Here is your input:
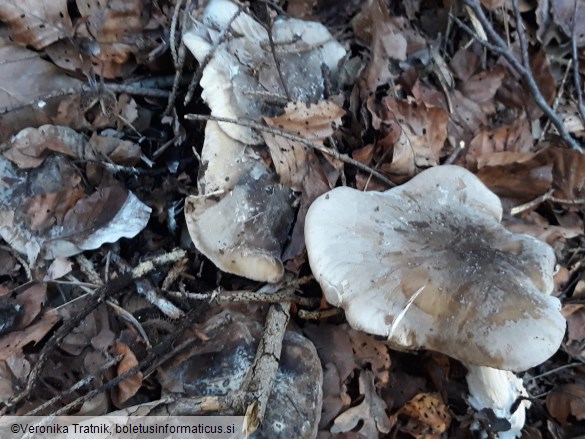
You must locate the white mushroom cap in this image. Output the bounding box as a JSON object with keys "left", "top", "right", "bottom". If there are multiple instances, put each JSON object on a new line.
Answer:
{"left": 182, "top": 0, "right": 346, "bottom": 145}
{"left": 305, "top": 165, "right": 565, "bottom": 371}
{"left": 185, "top": 174, "right": 293, "bottom": 283}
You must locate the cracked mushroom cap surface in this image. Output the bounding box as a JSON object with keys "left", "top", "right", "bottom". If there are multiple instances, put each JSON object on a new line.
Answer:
{"left": 305, "top": 165, "right": 566, "bottom": 371}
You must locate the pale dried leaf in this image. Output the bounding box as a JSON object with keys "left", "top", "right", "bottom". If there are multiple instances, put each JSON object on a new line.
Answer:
{"left": 44, "top": 257, "right": 73, "bottom": 280}
{"left": 331, "top": 371, "right": 392, "bottom": 437}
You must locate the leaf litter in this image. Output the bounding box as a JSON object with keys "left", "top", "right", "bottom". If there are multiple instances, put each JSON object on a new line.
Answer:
{"left": 0, "top": 0, "right": 584, "bottom": 437}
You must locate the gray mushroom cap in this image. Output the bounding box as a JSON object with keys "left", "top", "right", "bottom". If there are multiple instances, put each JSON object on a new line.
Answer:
{"left": 305, "top": 165, "right": 565, "bottom": 371}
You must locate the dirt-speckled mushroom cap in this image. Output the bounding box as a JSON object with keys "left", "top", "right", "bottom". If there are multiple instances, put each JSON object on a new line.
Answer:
{"left": 305, "top": 165, "right": 565, "bottom": 371}
{"left": 185, "top": 173, "right": 293, "bottom": 283}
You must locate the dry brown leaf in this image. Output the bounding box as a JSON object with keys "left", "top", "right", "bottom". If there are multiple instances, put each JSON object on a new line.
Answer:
{"left": 87, "top": 132, "right": 141, "bottom": 165}
{"left": 320, "top": 363, "right": 352, "bottom": 428}
{"left": 497, "top": 50, "right": 555, "bottom": 120}
{"left": 564, "top": 305, "right": 585, "bottom": 344}
{"left": 14, "top": 283, "right": 47, "bottom": 328}
{"left": 112, "top": 342, "right": 143, "bottom": 406}
{"left": 467, "top": 118, "right": 534, "bottom": 169}
{"left": 551, "top": 0, "right": 585, "bottom": 47}
{"left": 71, "top": 0, "right": 153, "bottom": 78}
{"left": 331, "top": 370, "right": 392, "bottom": 437}
{"left": 0, "top": 308, "right": 59, "bottom": 361}
{"left": 381, "top": 97, "right": 449, "bottom": 171}
{"left": 411, "top": 80, "right": 447, "bottom": 109}
{"left": 23, "top": 188, "right": 87, "bottom": 233}
{"left": 480, "top": 0, "right": 505, "bottom": 9}
{"left": 0, "top": 361, "right": 16, "bottom": 401}
{"left": 549, "top": 147, "right": 585, "bottom": 199}
{"left": 450, "top": 47, "right": 481, "bottom": 82}
{"left": 348, "top": 329, "right": 391, "bottom": 385}
{"left": 459, "top": 67, "right": 506, "bottom": 106}
{"left": 304, "top": 324, "right": 358, "bottom": 383}
{"left": 0, "top": 41, "right": 84, "bottom": 143}
{"left": 505, "top": 222, "right": 582, "bottom": 246}
{"left": 475, "top": 154, "right": 553, "bottom": 202}
{"left": 448, "top": 89, "right": 489, "bottom": 147}
{"left": 282, "top": 155, "right": 331, "bottom": 269}
{"left": 3, "top": 125, "right": 141, "bottom": 169}
{"left": 0, "top": 0, "right": 72, "bottom": 49}
{"left": 546, "top": 384, "right": 585, "bottom": 424}
{"left": 263, "top": 100, "right": 344, "bottom": 191}
{"left": 528, "top": 50, "right": 556, "bottom": 117}
{"left": 354, "top": 0, "right": 405, "bottom": 90}
{"left": 61, "top": 313, "right": 97, "bottom": 356}
{"left": 0, "top": 249, "right": 19, "bottom": 276}
{"left": 0, "top": 155, "right": 151, "bottom": 263}
{"left": 286, "top": 0, "right": 317, "bottom": 18}
{"left": 396, "top": 392, "right": 452, "bottom": 439}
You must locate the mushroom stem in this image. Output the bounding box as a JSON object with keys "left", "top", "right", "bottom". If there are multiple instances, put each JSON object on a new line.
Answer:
{"left": 465, "top": 365, "right": 529, "bottom": 439}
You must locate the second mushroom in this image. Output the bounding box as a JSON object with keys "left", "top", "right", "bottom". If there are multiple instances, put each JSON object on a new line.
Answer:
{"left": 304, "top": 165, "right": 566, "bottom": 438}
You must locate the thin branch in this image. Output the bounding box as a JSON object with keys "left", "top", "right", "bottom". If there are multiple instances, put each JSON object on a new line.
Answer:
{"left": 1, "top": 249, "right": 187, "bottom": 414}
{"left": 511, "top": 0, "right": 529, "bottom": 69}
{"left": 168, "top": 287, "right": 320, "bottom": 307}
{"left": 252, "top": 4, "right": 291, "bottom": 101}
{"left": 235, "top": 302, "right": 291, "bottom": 433}
{"left": 184, "top": 113, "right": 396, "bottom": 187}
{"left": 539, "top": 58, "right": 572, "bottom": 143}
{"left": 572, "top": 0, "right": 585, "bottom": 125}
{"left": 164, "top": 0, "right": 189, "bottom": 116}
{"left": 462, "top": 0, "right": 584, "bottom": 153}
{"left": 510, "top": 189, "right": 585, "bottom": 215}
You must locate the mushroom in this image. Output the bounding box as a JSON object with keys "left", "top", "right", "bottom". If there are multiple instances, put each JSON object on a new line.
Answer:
{"left": 181, "top": 0, "right": 346, "bottom": 282}
{"left": 304, "top": 165, "right": 566, "bottom": 437}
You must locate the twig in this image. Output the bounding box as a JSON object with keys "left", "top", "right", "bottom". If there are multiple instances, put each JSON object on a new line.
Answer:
{"left": 461, "top": 0, "right": 584, "bottom": 153}
{"left": 167, "top": 287, "right": 319, "bottom": 307}
{"left": 1, "top": 82, "right": 170, "bottom": 115}
{"left": 48, "top": 305, "right": 207, "bottom": 417}
{"left": 510, "top": 189, "right": 585, "bottom": 215}
{"left": 185, "top": 113, "right": 396, "bottom": 187}
{"left": 1, "top": 274, "right": 134, "bottom": 414}
{"left": 572, "top": 0, "right": 585, "bottom": 125}
{"left": 510, "top": 190, "right": 554, "bottom": 215}
{"left": 236, "top": 302, "right": 291, "bottom": 432}
{"left": 251, "top": 4, "right": 291, "bottom": 100}
{"left": 164, "top": 0, "right": 188, "bottom": 116}
{"left": 25, "top": 355, "right": 122, "bottom": 416}
{"left": 297, "top": 308, "right": 340, "bottom": 320}
{"left": 444, "top": 140, "right": 466, "bottom": 165}
{"left": 539, "top": 58, "right": 572, "bottom": 143}
{"left": 1, "top": 249, "right": 187, "bottom": 414}
{"left": 526, "top": 361, "right": 584, "bottom": 383}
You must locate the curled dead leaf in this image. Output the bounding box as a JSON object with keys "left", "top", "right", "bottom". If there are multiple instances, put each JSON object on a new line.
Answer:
{"left": 112, "top": 342, "right": 143, "bottom": 406}
{"left": 546, "top": 384, "right": 585, "bottom": 424}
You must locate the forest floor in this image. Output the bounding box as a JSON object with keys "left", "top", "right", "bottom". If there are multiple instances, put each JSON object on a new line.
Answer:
{"left": 0, "top": 0, "right": 585, "bottom": 438}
